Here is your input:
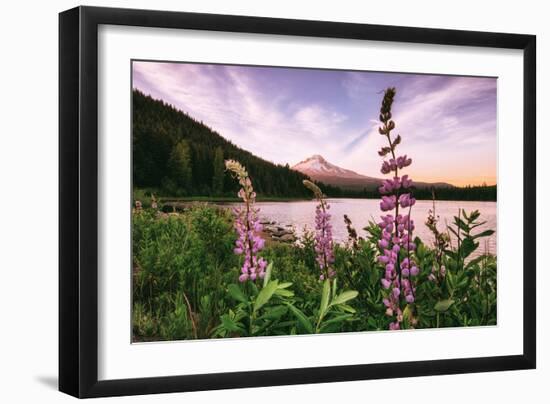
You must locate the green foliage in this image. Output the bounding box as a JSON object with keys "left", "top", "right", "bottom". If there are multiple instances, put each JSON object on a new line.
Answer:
{"left": 281, "top": 279, "right": 359, "bottom": 334}
{"left": 132, "top": 205, "right": 497, "bottom": 341}
{"left": 132, "top": 205, "right": 238, "bottom": 340}
{"left": 411, "top": 217, "right": 497, "bottom": 329}
{"left": 446, "top": 209, "right": 495, "bottom": 264}
{"left": 213, "top": 280, "right": 296, "bottom": 337}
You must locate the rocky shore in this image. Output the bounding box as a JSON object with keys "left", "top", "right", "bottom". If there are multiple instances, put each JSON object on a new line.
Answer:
{"left": 260, "top": 220, "right": 296, "bottom": 243}
{"left": 159, "top": 201, "right": 297, "bottom": 244}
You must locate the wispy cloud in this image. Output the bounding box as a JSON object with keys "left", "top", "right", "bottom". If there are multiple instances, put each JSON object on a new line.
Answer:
{"left": 342, "top": 72, "right": 371, "bottom": 100}
{"left": 293, "top": 104, "right": 348, "bottom": 138}
{"left": 133, "top": 62, "right": 497, "bottom": 186}
{"left": 342, "top": 75, "right": 497, "bottom": 185}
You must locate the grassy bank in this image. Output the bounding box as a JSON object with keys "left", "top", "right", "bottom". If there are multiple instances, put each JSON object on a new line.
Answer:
{"left": 164, "top": 196, "right": 310, "bottom": 203}
{"left": 134, "top": 188, "right": 312, "bottom": 205}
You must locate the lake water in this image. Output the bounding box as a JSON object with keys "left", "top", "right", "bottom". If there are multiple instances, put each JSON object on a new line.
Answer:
{"left": 228, "top": 198, "right": 497, "bottom": 256}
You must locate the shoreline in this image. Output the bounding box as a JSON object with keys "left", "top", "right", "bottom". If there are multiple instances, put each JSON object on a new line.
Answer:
{"left": 157, "top": 196, "right": 497, "bottom": 203}
{"left": 150, "top": 203, "right": 497, "bottom": 257}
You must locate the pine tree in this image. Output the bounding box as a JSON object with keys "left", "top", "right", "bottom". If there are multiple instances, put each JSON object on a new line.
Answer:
{"left": 212, "top": 146, "right": 225, "bottom": 196}
{"left": 167, "top": 139, "right": 192, "bottom": 194}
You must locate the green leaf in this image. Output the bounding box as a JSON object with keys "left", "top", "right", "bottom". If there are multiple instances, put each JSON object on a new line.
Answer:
{"left": 416, "top": 243, "right": 427, "bottom": 259}
{"left": 258, "top": 305, "right": 288, "bottom": 321}
{"left": 274, "top": 288, "right": 294, "bottom": 298}
{"left": 227, "top": 284, "right": 247, "bottom": 304}
{"left": 287, "top": 304, "right": 313, "bottom": 334}
{"left": 456, "top": 276, "right": 469, "bottom": 289}
{"left": 320, "top": 314, "right": 354, "bottom": 330}
{"left": 330, "top": 290, "right": 359, "bottom": 307}
{"left": 337, "top": 304, "right": 357, "bottom": 314}
{"left": 233, "top": 309, "right": 248, "bottom": 322}
{"left": 402, "top": 305, "right": 413, "bottom": 329}
{"left": 466, "top": 255, "right": 488, "bottom": 268}
{"left": 469, "top": 221, "right": 487, "bottom": 230}
{"left": 460, "top": 237, "right": 479, "bottom": 259}
{"left": 276, "top": 282, "right": 293, "bottom": 289}
{"left": 263, "top": 262, "right": 273, "bottom": 287}
{"left": 253, "top": 280, "right": 279, "bottom": 313}
{"left": 220, "top": 315, "right": 243, "bottom": 333}
{"left": 455, "top": 218, "right": 469, "bottom": 233}
{"left": 448, "top": 271, "right": 458, "bottom": 295}
{"left": 249, "top": 282, "right": 259, "bottom": 296}
{"left": 319, "top": 279, "right": 331, "bottom": 319}
{"left": 469, "top": 210, "right": 481, "bottom": 222}
{"left": 444, "top": 249, "right": 457, "bottom": 260}
{"left": 435, "top": 299, "right": 455, "bottom": 312}
{"left": 447, "top": 226, "right": 459, "bottom": 238}
{"left": 472, "top": 229, "right": 495, "bottom": 239}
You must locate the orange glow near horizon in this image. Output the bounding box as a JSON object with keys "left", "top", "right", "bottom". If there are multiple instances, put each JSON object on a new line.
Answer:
{"left": 414, "top": 176, "right": 497, "bottom": 188}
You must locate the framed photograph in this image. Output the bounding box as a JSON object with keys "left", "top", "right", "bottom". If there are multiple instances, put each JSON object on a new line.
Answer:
{"left": 59, "top": 6, "right": 536, "bottom": 398}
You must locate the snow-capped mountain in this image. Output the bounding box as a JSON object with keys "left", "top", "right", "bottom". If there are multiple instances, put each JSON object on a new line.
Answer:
{"left": 291, "top": 155, "right": 382, "bottom": 189}
{"left": 292, "top": 155, "right": 370, "bottom": 179}
{"left": 291, "top": 154, "right": 453, "bottom": 190}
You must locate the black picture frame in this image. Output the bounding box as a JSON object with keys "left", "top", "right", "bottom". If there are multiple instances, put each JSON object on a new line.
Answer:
{"left": 59, "top": 5, "right": 536, "bottom": 398}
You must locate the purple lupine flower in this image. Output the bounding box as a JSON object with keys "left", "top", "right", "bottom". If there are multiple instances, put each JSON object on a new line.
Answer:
{"left": 303, "top": 180, "right": 335, "bottom": 280}
{"left": 375, "top": 87, "right": 418, "bottom": 330}
{"left": 396, "top": 155, "right": 412, "bottom": 169}
{"left": 379, "top": 176, "right": 413, "bottom": 195}
{"left": 381, "top": 161, "right": 392, "bottom": 174}
{"left": 380, "top": 195, "right": 397, "bottom": 211}
{"left": 225, "top": 160, "right": 268, "bottom": 283}
{"left": 399, "top": 193, "right": 416, "bottom": 208}
{"left": 401, "top": 175, "right": 413, "bottom": 188}
{"left": 389, "top": 321, "right": 400, "bottom": 330}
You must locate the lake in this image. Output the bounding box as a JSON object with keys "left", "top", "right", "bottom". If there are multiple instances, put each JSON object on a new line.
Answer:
{"left": 228, "top": 198, "right": 497, "bottom": 256}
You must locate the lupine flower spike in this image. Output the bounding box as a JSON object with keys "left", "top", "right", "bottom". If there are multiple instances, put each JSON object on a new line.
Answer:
{"left": 376, "top": 88, "right": 418, "bottom": 330}
{"left": 225, "top": 160, "right": 268, "bottom": 283}
{"left": 303, "top": 180, "right": 335, "bottom": 280}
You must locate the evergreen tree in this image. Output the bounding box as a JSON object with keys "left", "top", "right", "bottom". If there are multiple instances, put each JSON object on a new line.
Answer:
{"left": 212, "top": 146, "right": 225, "bottom": 196}
{"left": 166, "top": 140, "right": 192, "bottom": 195}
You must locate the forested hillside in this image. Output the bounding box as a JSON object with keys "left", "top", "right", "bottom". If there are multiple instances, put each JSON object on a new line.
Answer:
{"left": 133, "top": 90, "right": 314, "bottom": 197}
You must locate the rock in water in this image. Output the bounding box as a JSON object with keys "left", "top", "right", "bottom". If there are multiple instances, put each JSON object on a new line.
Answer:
{"left": 279, "top": 233, "right": 296, "bottom": 243}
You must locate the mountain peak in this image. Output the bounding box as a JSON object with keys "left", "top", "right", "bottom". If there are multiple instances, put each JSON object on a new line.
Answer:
{"left": 291, "top": 154, "right": 454, "bottom": 191}
{"left": 292, "top": 155, "right": 368, "bottom": 180}
{"left": 298, "top": 154, "right": 327, "bottom": 165}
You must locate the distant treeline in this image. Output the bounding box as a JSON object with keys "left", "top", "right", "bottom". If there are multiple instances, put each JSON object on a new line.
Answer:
{"left": 320, "top": 184, "right": 496, "bottom": 201}
{"left": 133, "top": 90, "right": 496, "bottom": 202}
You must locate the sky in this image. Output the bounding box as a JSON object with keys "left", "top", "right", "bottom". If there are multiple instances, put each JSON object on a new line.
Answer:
{"left": 133, "top": 61, "right": 497, "bottom": 187}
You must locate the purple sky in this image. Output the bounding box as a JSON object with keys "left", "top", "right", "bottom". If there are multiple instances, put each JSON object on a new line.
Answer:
{"left": 133, "top": 61, "right": 497, "bottom": 186}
